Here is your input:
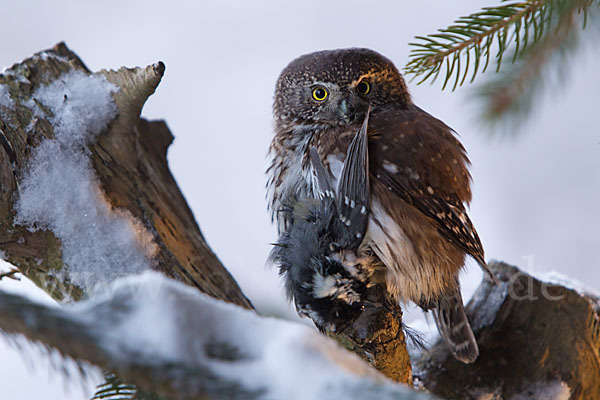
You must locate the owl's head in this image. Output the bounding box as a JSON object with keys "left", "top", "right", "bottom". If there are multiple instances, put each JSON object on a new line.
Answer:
{"left": 274, "top": 48, "right": 411, "bottom": 131}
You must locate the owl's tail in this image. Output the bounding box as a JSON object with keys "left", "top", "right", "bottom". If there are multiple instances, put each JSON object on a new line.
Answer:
{"left": 433, "top": 289, "right": 479, "bottom": 364}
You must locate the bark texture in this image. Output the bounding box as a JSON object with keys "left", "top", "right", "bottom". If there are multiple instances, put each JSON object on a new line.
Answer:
{"left": 334, "top": 287, "right": 412, "bottom": 384}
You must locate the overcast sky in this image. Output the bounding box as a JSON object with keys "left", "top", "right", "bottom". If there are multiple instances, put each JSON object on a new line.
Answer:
{"left": 1, "top": 1, "right": 599, "bottom": 398}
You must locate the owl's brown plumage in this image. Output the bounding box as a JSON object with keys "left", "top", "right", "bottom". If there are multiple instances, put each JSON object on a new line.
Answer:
{"left": 267, "top": 48, "right": 488, "bottom": 363}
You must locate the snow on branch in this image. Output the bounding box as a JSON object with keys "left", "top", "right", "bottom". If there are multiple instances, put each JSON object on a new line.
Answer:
{"left": 0, "top": 272, "right": 435, "bottom": 400}
{"left": 13, "top": 70, "right": 154, "bottom": 293}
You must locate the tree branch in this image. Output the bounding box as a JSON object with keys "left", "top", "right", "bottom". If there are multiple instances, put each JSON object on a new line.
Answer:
{"left": 0, "top": 273, "right": 433, "bottom": 400}
{"left": 416, "top": 261, "right": 600, "bottom": 399}
{"left": 404, "top": 0, "right": 598, "bottom": 91}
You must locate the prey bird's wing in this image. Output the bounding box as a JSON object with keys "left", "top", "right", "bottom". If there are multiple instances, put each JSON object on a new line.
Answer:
{"left": 369, "top": 108, "right": 492, "bottom": 278}
{"left": 335, "top": 108, "right": 371, "bottom": 238}
{"left": 309, "top": 146, "right": 335, "bottom": 200}
{"left": 309, "top": 109, "right": 371, "bottom": 245}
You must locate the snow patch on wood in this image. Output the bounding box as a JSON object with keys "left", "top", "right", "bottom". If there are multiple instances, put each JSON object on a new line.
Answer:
{"left": 13, "top": 71, "right": 158, "bottom": 294}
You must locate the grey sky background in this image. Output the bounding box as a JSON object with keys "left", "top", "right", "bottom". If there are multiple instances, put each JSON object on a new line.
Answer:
{"left": 1, "top": 1, "right": 599, "bottom": 398}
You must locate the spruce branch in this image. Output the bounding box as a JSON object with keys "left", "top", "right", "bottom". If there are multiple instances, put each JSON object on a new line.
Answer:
{"left": 404, "top": 0, "right": 598, "bottom": 91}
{"left": 91, "top": 372, "right": 137, "bottom": 400}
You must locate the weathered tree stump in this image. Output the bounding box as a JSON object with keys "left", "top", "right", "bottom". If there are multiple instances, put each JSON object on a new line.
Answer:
{"left": 0, "top": 43, "right": 251, "bottom": 308}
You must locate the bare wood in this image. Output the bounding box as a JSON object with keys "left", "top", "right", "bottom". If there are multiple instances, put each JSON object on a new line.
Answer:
{"left": 0, "top": 43, "right": 251, "bottom": 308}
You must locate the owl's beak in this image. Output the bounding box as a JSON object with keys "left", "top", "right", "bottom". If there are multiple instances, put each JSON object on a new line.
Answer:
{"left": 337, "top": 98, "right": 356, "bottom": 124}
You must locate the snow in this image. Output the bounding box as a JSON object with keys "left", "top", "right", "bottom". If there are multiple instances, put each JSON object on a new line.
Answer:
{"left": 14, "top": 71, "right": 157, "bottom": 294}
{"left": 467, "top": 278, "right": 509, "bottom": 332}
{"left": 536, "top": 271, "right": 600, "bottom": 299}
{"left": 0, "top": 84, "right": 14, "bottom": 110}
{"left": 0, "top": 335, "right": 101, "bottom": 399}
{"left": 34, "top": 51, "right": 70, "bottom": 64}
{"left": 0, "top": 84, "right": 14, "bottom": 128}
{"left": 0, "top": 259, "right": 100, "bottom": 398}
{"left": 1, "top": 68, "right": 30, "bottom": 84}
{"left": 0, "top": 260, "right": 57, "bottom": 307}
{"left": 63, "top": 272, "right": 431, "bottom": 400}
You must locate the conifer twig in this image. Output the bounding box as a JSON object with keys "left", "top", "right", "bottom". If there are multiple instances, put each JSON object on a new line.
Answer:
{"left": 404, "top": 0, "right": 597, "bottom": 90}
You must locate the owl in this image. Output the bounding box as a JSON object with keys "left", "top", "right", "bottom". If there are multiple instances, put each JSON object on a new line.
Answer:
{"left": 267, "top": 48, "right": 492, "bottom": 364}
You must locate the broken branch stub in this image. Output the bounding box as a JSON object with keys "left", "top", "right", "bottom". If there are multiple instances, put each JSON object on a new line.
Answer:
{"left": 333, "top": 285, "right": 412, "bottom": 384}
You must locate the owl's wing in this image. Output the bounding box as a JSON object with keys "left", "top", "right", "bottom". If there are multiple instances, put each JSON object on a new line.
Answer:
{"left": 369, "top": 108, "right": 491, "bottom": 277}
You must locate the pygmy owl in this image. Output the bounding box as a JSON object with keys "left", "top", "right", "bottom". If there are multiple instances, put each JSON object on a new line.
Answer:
{"left": 267, "top": 48, "right": 491, "bottom": 364}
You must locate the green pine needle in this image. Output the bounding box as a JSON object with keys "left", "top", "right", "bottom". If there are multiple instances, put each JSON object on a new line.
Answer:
{"left": 91, "top": 372, "right": 166, "bottom": 400}
{"left": 91, "top": 373, "right": 137, "bottom": 400}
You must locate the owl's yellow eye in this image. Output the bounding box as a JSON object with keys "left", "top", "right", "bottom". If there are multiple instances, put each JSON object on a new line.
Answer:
{"left": 357, "top": 81, "right": 371, "bottom": 95}
{"left": 312, "top": 87, "right": 328, "bottom": 101}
